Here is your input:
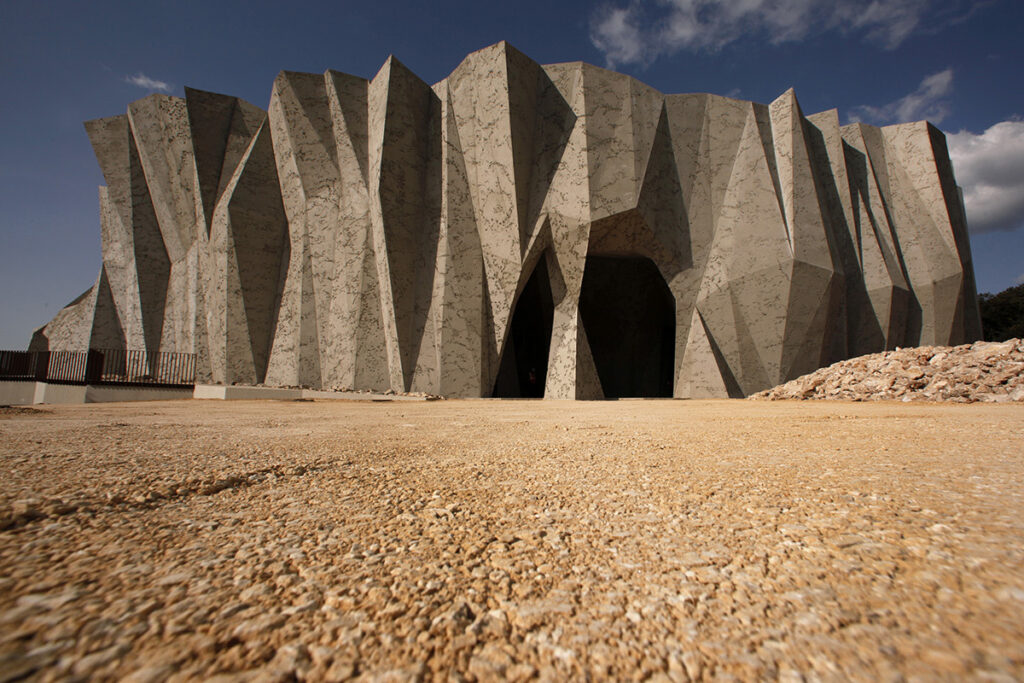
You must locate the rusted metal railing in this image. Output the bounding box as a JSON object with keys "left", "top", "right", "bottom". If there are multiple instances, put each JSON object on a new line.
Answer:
{"left": 0, "top": 349, "right": 196, "bottom": 387}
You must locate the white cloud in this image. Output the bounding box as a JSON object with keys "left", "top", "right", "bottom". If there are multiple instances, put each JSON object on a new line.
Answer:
{"left": 589, "top": 0, "right": 941, "bottom": 67}
{"left": 591, "top": 4, "right": 647, "bottom": 67}
{"left": 1015, "top": 273, "right": 1024, "bottom": 286}
{"left": 125, "top": 72, "right": 171, "bottom": 92}
{"left": 947, "top": 119, "right": 1024, "bottom": 234}
{"left": 850, "top": 68, "right": 953, "bottom": 125}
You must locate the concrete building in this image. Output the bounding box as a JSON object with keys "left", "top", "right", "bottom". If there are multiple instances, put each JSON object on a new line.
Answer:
{"left": 30, "top": 42, "right": 982, "bottom": 398}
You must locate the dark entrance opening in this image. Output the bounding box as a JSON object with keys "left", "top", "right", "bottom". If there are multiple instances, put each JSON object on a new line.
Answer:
{"left": 492, "top": 256, "right": 554, "bottom": 398}
{"left": 579, "top": 255, "right": 675, "bottom": 398}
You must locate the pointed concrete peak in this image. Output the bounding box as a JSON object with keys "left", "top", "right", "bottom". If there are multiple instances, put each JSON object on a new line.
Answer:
{"left": 83, "top": 113, "right": 128, "bottom": 135}
{"left": 324, "top": 68, "right": 368, "bottom": 85}
{"left": 771, "top": 87, "right": 801, "bottom": 114}
{"left": 492, "top": 40, "right": 530, "bottom": 61}
{"left": 714, "top": 91, "right": 746, "bottom": 104}
{"left": 541, "top": 60, "right": 587, "bottom": 82}
{"left": 189, "top": 87, "right": 265, "bottom": 118}
{"left": 128, "top": 92, "right": 174, "bottom": 109}
{"left": 499, "top": 41, "right": 540, "bottom": 73}
{"left": 880, "top": 120, "right": 930, "bottom": 134}
{"left": 850, "top": 120, "right": 881, "bottom": 136}
{"left": 472, "top": 40, "right": 510, "bottom": 56}
{"left": 84, "top": 114, "right": 131, "bottom": 185}
{"left": 923, "top": 121, "right": 948, "bottom": 148}
{"left": 185, "top": 85, "right": 260, "bottom": 110}
{"left": 464, "top": 40, "right": 526, "bottom": 62}
{"left": 184, "top": 85, "right": 216, "bottom": 100}
{"left": 807, "top": 107, "right": 839, "bottom": 123}
{"left": 579, "top": 60, "right": 625, "bottom": 82}
{"left": 277, "top": 69, "right": 323, "bottom": 83}
{"left": 274, "top": 70, "right": 320, "bottom": 95}
{"left": 371, "top": 54, "right": 429, "bottom": 90}
{"left": 370, "top": 56, "right": 398, "bottom": 85}
{"left": 271, "top": 70, "right": 291, "bottom": 96}
{"left": 382, "top": 54, "right": 409, "bottom": 74}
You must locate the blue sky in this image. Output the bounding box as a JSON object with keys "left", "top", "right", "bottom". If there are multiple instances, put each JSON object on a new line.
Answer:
{"left": 1, "top": 0, "right": 1022, "bottom": 349}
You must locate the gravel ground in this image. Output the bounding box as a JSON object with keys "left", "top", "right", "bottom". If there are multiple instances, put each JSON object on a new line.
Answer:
{"left": 0, "top": 398, "right": 1022, "bottom": 682}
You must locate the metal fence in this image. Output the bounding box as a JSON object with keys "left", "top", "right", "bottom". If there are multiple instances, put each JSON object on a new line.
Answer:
{"left": 0, "top": 349, "right": 196, "bottom": 387}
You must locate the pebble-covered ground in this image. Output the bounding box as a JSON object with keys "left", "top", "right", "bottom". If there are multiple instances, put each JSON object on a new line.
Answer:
{"left": 0, "top": 399, "right": 1022, "bottom": 682}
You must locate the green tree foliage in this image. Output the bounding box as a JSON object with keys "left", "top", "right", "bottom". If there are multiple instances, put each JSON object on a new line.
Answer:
{"left": 979, "top": 283, "right": 1024, "bottom": 341}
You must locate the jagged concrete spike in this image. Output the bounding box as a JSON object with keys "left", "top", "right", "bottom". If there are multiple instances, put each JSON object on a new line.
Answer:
{"left": 184, "top": 87, "right": 236, "bottom": 231}
{"left": 371, "top": 56, "right": 441, "bottom": 391}
{"left": 220, "top": 100, "right": 266, "bottom": 214}
{"left": 90, "top": 267, "right": 126, "bottom": 350}
{"left": 127, "top": 132, "right": 170, "bottom": 357}
{"left": 325, "top": 69, "right": 381, "bottom": 391}
{"left": 580, "top": 64, "right": 636, "bottom": 222}
{"left": 501, "top": 43, "right": 541, "bottom": 248}
{"left": 630, "top": 78, "right": 666, "bottom": 205}
{"left": 35, "top": 42, "right": 980, "bottom": 398}
{"left": 128, "top": 94, "right": 196, "bottom": 262}
{"left": 879, "top": 124, "right": 966, "bottom": 345}
{"left": 447, "top": 46, "right": 525, "bottom": 375}
{"left": 85, "top": 115, "right": 134, "bottom": 247}
{"left": 36, "top": 283, "right": 98, "bottom": 351}
{"left": 225, "top": 122, "right": 288, "bottom": 384}
{"left": 268, "top": 70, "right": 343, "bottom": 387}
{"left": 326, "top": 70, "right": 371, "bottom": 185}
{"left": 664, "top": 93, "right": 708, "bottom": 225}
{"left": 434, "top": 84, "right": 484, "bottom": 397}
{"left": 927, "top": 124, "right": 982, "bottom": 342}
{"left": 680, "top": 308, "right": 736, "bottom": 399}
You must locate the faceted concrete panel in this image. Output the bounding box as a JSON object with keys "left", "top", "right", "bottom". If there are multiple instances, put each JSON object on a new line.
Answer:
{"left": 33, "top": 43, "right": 982, "bottom": 398}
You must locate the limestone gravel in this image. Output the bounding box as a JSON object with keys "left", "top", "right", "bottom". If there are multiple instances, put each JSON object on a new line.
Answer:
{"left": 0, "top": 399, "right": 1022, "bottom": 681}
{"left": 752, "top": 339, "right": 1024, "bottom": 403}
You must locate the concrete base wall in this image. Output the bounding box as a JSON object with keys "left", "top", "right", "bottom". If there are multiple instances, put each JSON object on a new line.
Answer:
{"left": 193, "top": 385, "right": 302, "bottom": 400}
{"left": 35, "top": 383, "right": 87, "bottom": 404}
{"left": 85, "top": 385, "right": 193, "bottom": 403}
{"left": 192, "top": 385, "right": 426, "bottom": 401}
{"left": 0, "top": 381, "right": 192, "bottom": 405}
{"left": 0, "top": 381, "right": 38, "bottom": 405}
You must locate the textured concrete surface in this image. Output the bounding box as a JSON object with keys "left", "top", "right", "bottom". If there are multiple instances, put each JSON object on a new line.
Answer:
{"left": 0, "top": 400, "right": 1021, "bottom": 680}
{"left": 31, "top": 42, "right": 981, "bottom": 398}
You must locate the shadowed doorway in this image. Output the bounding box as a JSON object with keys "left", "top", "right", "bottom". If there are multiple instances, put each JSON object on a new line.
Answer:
{"left": 492, "top": 256, "right": 555, "bottom": 398}
{"left": 579, "top": 255, "right": 675, "bottom": 398}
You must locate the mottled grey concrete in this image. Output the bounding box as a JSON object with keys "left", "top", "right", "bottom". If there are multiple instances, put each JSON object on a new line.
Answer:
{"left": 30, "top": 42, "right": 982, "bottom": 398}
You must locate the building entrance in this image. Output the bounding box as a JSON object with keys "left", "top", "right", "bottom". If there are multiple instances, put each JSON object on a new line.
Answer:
{"left": 579, "top": 255, "right": 674, "bottom": 398}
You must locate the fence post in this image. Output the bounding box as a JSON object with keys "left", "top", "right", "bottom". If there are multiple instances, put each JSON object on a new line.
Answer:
{"left": 33, "top": 351, "right": 51, "bottom": 382}
{"left": 85, "top": 350, "right": 104, "bottom": 384}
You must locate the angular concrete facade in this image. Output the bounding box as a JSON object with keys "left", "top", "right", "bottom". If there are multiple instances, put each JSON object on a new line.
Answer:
{"left": 31, "top": 42, "right": 982, "bottom": 398}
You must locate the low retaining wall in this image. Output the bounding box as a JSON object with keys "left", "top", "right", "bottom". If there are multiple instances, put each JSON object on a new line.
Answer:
{"left": 193, "top": 385, "right": 302, "bottom": 400}
{"left": 85, "top": 385, "right": 193, "bottom": 403}
{"left": 0, "top": 381, "right": 191, "bottom": 405}
{"left": 2, "top": 381, "right": 428, "bottom": 405}
{"left": 192, "top": 385, "right": 427, "bottom": 401}
{"left": 0, "top": 381, "right": 38, "bottom": 405}
{"left": 34, "top": 383, "right": 87, "bottom": 404}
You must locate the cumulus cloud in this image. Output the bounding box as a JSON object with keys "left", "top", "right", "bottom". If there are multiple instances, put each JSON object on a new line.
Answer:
{"left": 849, "top": 68, "right": 953, "bottom": 125}
{"left": 125, "top": 72, "right": 172, "bottom": 92}
{"left": 947, "top": 119, "right": 1024, "bottom": 234}
{"left": 589, "top": 0, "right": 944, "bottom": 67}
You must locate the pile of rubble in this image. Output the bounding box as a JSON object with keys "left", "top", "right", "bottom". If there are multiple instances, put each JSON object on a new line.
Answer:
{"left": 752, "top": 339, "right": 1024, "bottom": 402}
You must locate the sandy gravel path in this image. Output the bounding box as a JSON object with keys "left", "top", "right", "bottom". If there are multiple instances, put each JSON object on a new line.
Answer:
{"left": 0, "top": 399, "right": 1022, "bottom": 681}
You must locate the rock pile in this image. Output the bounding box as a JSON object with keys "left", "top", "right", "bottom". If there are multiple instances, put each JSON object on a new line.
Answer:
{"left": 752, "top": 339, "right": 1024, "bottom": 402}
